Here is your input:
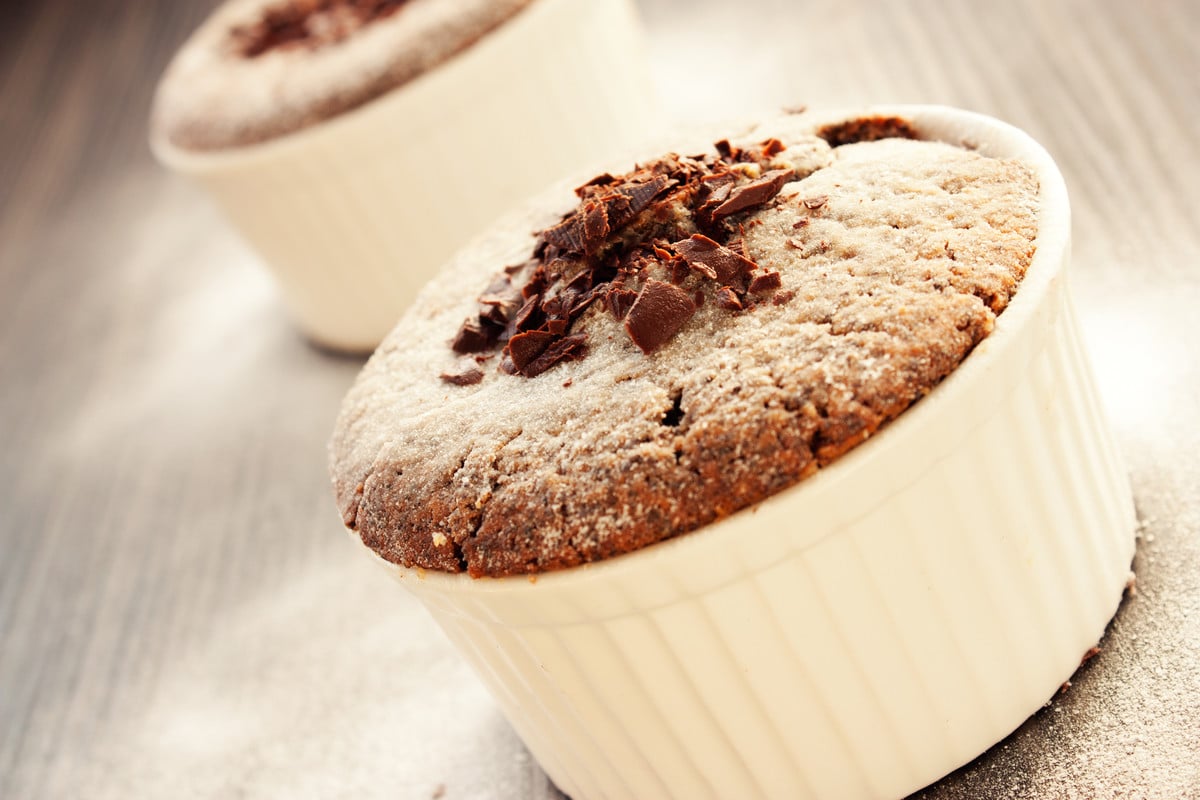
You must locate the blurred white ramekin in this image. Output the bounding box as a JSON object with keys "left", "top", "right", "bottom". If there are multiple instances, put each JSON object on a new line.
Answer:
{"left": 153, "top": 0, "right": 662, "bottom": 352}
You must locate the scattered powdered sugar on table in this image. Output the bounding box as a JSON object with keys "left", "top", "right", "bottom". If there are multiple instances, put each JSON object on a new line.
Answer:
{"left": 76, "top": 545, "right": 567, "bottom": 800}
{"left": 913, "top": 428, "right": 1200, "bottom": 798}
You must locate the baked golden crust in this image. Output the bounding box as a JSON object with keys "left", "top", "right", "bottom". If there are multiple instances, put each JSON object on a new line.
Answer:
{"left": 330, "top": 114, "right": 1039, "bottom": 578}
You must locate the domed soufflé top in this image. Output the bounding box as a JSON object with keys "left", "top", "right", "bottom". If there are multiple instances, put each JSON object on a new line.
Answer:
{"left": 152, "top": 0, "right": 534, "bottom": 150}
{"left": 329, "top": 112, "right": 1040, "bottom": 578}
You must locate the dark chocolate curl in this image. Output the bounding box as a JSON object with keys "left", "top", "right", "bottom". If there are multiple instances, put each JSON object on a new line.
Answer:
{"left": 601, "top": 193, "right": 635, "bottom": 231}
{"left": 541, "top": 216, "right": 585, "bottom": 253}
{"left": 748, "top": 271, "right": 783, "bottom": 294}
{"left": 710, "top": 169, "right": 794, "bottom": 221}
{"left": 582, "top": 201, "right": 610, "bottom": 256}
{"left": 715, "top": 286, "right": 743, "bottom": 311}
{"left": 619, "top": 175, "right": 673, "bottom": 216}
{"left": 451, "top": 319, "right": 492, "bottom": 353}
{"left": 521, "top": 334, "right": 588, "bottom": 378}
{"left": 624, "top": 279, "right": 697, "bottom": 354}
{"left": 448, "top": 133, "right": 813, "bottom": 378}
{"left": 506, "top": 330, "right": 556, "bottom": 372}
{"left": 672, "top": 234, "right": 759, "bottom": 291}
{"left": 607, "top": 288, "right": 639, "bottom": 320}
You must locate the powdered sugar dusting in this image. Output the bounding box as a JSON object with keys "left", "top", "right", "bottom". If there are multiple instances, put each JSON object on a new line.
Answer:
{"left": 153, "top": 0, "right": 533, "bottom": 149}
{"left": 329, "top": 116, "right": 1041, "bottom": 578}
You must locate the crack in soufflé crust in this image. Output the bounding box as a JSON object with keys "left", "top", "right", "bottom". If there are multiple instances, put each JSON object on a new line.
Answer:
{"left": 329, "top": 114, "right": 1041, "bottom": 578}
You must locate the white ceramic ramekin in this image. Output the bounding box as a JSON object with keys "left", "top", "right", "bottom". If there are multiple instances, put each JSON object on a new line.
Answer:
{"left": 152, "top": 0, "right": 662, "bottom": 352}
{"left": 359, "top": 106, "right": 1136, "bottom": 800}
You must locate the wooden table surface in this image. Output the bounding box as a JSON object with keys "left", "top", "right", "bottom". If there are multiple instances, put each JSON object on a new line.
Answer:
{"left": 2, "top": 1, "right": 1198, "bottom": 797}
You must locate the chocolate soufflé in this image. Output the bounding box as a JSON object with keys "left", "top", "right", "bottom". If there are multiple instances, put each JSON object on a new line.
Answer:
{"left": 152, "top": 0, "right": 534, "bottom": 150}
{"left": 329, "top": 112, "right": 1040, "bottom": 578}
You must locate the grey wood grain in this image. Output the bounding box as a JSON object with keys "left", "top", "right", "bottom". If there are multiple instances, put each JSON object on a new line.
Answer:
{"left": 1, "top": 0, "right": 1197, "bottom": 797}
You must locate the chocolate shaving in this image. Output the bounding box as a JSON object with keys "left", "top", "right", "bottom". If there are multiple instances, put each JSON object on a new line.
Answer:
{"left": 451, "top": 319, "right": 493, "bottom": 354}
{"left": 521, "top": 265, "right": 548, "bottom": 299}
{"left": 541, "top": 215, "right": 586, "bottom": 254}
{"left": 447, "top": 131, "right": 819, "bottom": 377}
{"left": 569, "top": 286, "right": 604, "bottom": 318}
{"left": 541, "top": 173, "right": 673, "bottom": 258}
{"left": 624, "top": 279, "right": 697, "bottom": 354}
{"left": 748, "top": 271, "right": 783, "bottom": 294}
{"left": 701, "top": 171, "right": 737, "bottom": 189}
{"left": 478, "top": 274, "right": 522, "bottom": 331}
{"left": 715, "top": 287, "right": 743, "bottom": 311}
{"left": 618, "top": 175, "right": 673, "bottom": 218}
{"left": 600, "top": 193, "right": 635, "bottom": 232}
{"left": 440, "top": 366, "right": 484, "bottom": 386}
{"left": 564, "top": 266, "right": 594, "bottom": 295}
{"left": 672, "top": 234, "right": 758, "bottom": 291}
{"left": 520, "top": 333, "right": 588, "bottom": 378}
{"left": 507, "top": 330, "right": 556, "bottom": 373}
{"left": 507, "top": 294, "right": 542, "bottom": 338}
{"left": 607, "top": 288, "right": 639, "bottom": 320}
{"left": 582, "top": 201, "right": 610, "bottom": 256}
{"left": 709, "top": 169, "right": 793, "bottom": 221}
{"left": 772, "top": 289, "right": 795, "bottom": 306}
{"left": 695, "top": 173, "right": 736, "bottom": 229}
